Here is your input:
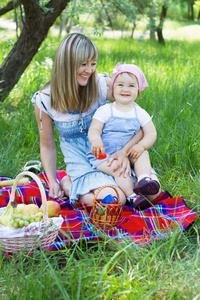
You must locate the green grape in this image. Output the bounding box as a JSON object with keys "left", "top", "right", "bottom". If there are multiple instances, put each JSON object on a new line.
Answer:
{"left": 15, "top": 218, "right": 21, "bottom": 223}
{"left": 11, "top": 213, "right": 17, "bottom": 220}
{"left": 23, "top": 221, "right": 29, "bottom": 227}
{"left": 9, "top": 219, "right": 15, "bottom": 227}
{"left": 22, "top": 215, "right": 29, "bottom": 221}
{"left": 13, "top": 221, "right": 19, "bottom": 228}
{"left": 17, "top": 214, "right": 24, "bottom": 220}
{"left": 19, "top": 220, "right": 25, "bottom": 227}
{"left": 35, "top": 217, "right": 40, "bottom": 222}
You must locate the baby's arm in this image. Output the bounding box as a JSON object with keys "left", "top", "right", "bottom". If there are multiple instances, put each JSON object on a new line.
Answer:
{"left": 128, "top": 121, "right": 157, "bottom": 160}
{"left": 88, "top": 119, "right": 105, "bottom": 158}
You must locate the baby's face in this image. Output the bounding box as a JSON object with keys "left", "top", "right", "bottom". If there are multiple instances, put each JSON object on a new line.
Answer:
{"left": 113, "top": 73, "right": 139, "bottom": 106}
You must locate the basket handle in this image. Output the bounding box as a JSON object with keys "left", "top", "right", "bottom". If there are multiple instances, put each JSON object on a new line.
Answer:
{"left": 93, "top": 185, "right": 120, "bottom": 203}
{"left": 9, "top": 171, "right": 48, "bottom": 222}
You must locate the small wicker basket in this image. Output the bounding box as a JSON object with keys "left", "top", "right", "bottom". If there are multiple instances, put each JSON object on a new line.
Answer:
{"left": 91, "top": 185, "right": 123, "bottom": 229}
{"left": 0, "top": 171, "right": 58, "bottom": 254}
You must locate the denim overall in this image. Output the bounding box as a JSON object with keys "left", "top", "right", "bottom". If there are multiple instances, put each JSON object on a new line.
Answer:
{"left": 87, "top": 104, "right": 141, "bottom": 168}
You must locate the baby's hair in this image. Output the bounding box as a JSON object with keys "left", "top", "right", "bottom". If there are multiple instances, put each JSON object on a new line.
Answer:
{"left": 47, "top": 33, "right": 99, "bottom": 113}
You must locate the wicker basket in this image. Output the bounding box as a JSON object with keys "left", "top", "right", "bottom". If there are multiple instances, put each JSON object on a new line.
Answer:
{"left": 0, "top": 171, "right": 58, "bottom": 254}
{"left": 91, "top": 185, "right": 123, "bottom": 229}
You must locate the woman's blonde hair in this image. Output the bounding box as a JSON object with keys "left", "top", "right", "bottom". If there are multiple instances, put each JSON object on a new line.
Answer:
{"left": 49, "top": 33, "right": 99, "bottom": 113}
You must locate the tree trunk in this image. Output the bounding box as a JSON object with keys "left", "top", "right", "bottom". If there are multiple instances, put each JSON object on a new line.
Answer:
{"left": 149, "top": 5, "right": 156, "bottom": 40}
{"left": 0, "top": 0, "right": 70, "bottom": 102}
{"left": 100, "top": 0, "right": 113, "bottom": 30}
{"left": 157, "top": 28, "right": 165, "bottom": 45}
{"left": 190, "top": 2, "right": 194, "bottom": 20}
{"left": 156, "top": 5, "right": 167, "bottom": 45}
{"left": 131, "top": 21, "right": 136, "bottom": 39}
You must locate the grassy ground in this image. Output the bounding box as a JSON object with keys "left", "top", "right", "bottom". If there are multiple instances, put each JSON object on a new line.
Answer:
{"left": 0, "top": 23, "right": 200, "bottom": 299}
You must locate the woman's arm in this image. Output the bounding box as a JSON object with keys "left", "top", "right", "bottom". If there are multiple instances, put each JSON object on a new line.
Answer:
{"left": 106, "top": 77, "right": 115, "bottom": 102}
{"left": 34, "top": 104, "right": 61, "bottom": 198}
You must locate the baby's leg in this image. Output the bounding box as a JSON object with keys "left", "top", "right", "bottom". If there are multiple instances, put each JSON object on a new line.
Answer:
{"left": 132, "top": 150, "right": 151, "bottom": 178}
{"left": 79, "top": 192, "right": 96, "bottom": 205}
{"left": 127, "top": 151, "right": 161, "bottom": 209}
{"left": 131, "top": 173, "right": 161, "bottom": 210}
{"left": 147, "top": 173, "right": 161, "bottom": 201}
{"left": 97, "top": 161, "right": 134, "bottom": 198}
{"left": 131, "top": 150, "right": 160, "bottom": 196}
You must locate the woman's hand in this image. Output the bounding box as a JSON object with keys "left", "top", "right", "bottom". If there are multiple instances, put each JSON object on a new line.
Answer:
{"left": 48, "top": 181, "right": 63, "bottom": 199}
{"left": 128, "top": 144, "right": 145, "bottom": 160}
{"left": 106, "top": 149, "right": 131, "bottom": 178}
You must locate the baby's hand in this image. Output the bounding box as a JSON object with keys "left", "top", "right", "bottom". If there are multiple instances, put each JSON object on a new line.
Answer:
{"left": 91, "top": 138, "right": 105, "bottom": 159}
{"left": 96, "top": 150, "right": 107, "bottom": 160}
{"left": 128, "top": 144, "right": 145, "bottom": 160}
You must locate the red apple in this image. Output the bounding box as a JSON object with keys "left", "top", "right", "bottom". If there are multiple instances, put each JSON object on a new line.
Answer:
{"left": 39, "top": 201, "right": 61, "bottom": 217}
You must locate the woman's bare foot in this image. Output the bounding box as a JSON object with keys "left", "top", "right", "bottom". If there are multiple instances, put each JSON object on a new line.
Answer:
{"left": 60, "top": 175, "right": 71, "bottom": 198}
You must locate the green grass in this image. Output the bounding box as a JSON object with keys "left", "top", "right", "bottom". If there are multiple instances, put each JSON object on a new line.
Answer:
{"left": 0, "top": 27, "right": 200, "bottom": 299}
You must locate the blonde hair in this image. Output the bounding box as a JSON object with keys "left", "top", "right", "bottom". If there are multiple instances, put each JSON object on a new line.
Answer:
{"left": 113, "top": 72, "right": 141, "bottom": 99}
{"left": 46, "top": 33, "right": 99, "bottom": 113}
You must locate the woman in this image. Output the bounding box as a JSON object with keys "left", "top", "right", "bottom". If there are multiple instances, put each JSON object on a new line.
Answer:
{"left": 32, "top": 33, "right": 160, "bottom": 206}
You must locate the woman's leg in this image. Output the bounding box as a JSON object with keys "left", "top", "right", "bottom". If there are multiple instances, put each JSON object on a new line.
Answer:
{"left": 60, "top": 174, "right": 126, "bottom": 205}
{"left": 60, "top": 175, "right": 71, "bottom": 197}
{"left": 79, "top": 185, "right": 126, "bottom": 205}
{"left": 94, "top": 186, "right": 126, "bottom": 205}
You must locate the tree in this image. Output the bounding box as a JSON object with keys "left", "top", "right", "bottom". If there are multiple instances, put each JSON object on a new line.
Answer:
{"left": 195, "top": 1, "right": 200, "bottom": 19}
{"left": 0, "top": 0, "right": 70, "bottom": 102}
{"left": 156, "top": 4, "right": 167, "bottom": 44}
{"left": 0, "top": 1, "right": 20, "bottom": 16}
{"left": 187, "top": 0, "right": 195, "bottom": 19}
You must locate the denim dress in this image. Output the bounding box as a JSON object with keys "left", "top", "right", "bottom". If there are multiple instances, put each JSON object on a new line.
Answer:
{"left": 54, "top": 112, "right": 118, "bottom": 200}
{"left": 32, "top": 75, "right": 118, "bottom": 201}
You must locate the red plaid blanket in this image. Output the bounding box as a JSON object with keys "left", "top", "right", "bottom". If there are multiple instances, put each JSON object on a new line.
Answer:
{"left": 0, "top": 171, "right": 198, "bottom": 250}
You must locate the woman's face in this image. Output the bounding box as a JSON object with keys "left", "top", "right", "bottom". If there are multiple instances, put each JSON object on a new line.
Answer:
{"left": 77, "top": 59, "right": 96, "bottom": 86}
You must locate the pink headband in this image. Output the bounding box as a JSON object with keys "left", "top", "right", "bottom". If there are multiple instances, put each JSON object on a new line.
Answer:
{"left": 111, "top": 62, "right": 149, "bottom": 92}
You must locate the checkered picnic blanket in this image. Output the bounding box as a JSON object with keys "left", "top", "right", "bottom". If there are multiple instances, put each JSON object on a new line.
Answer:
{"left": 0, "top": 171, "right": 198, "bottom": 249}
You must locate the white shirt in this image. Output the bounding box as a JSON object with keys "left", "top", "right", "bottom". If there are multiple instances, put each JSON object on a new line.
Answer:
{"left": 93, "top": 103, "right": 152, "bottom": 128}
